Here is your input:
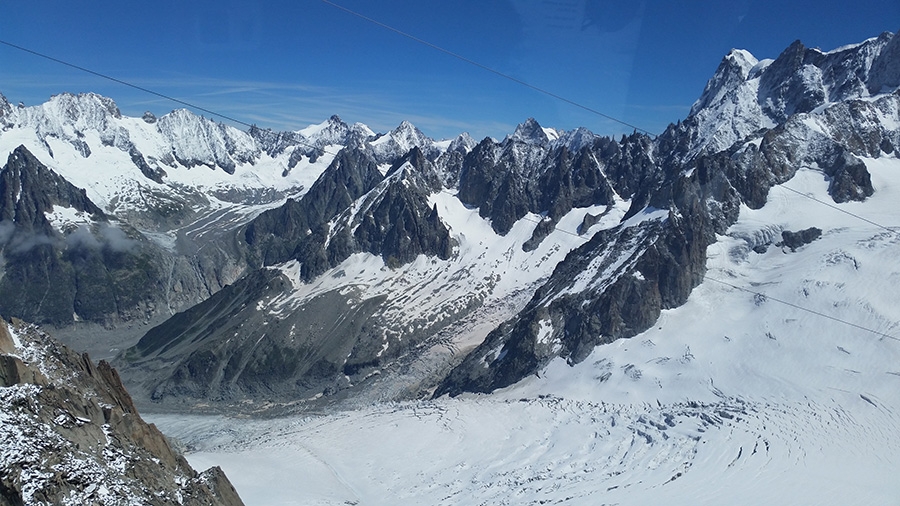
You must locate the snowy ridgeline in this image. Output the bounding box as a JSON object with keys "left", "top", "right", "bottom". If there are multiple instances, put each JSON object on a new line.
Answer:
{"left": 150, "top": 157, "right": 900, "bottom": 505}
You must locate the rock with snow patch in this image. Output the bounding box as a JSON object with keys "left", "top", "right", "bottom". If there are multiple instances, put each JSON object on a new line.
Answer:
{"left": 0, "top": 317, "right": 245, "bottom": 506}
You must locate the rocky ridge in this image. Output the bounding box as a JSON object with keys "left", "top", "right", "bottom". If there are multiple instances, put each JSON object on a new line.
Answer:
{"left": 0, "top": 316, "right": 243, "bottom": 505}
{"left": 434, "top": 30, "right": 899, "bottom": 396}
{"left": 0, "top": 30, "right": 897, "bottom": 408}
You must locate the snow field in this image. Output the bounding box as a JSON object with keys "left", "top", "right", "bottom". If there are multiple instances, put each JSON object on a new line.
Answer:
{"left": 149, "top": 158, "right": 900, "bottom": 504}
{"left": 265, "top": 190, "right": 630, "bottom": 361}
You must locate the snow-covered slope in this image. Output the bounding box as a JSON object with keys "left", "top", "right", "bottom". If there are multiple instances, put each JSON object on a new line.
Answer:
{"left": 4, "top": 28, "right": 900, "bottom": 503}
{"left": 0, "top": 92, "right": 457, "bottom": 329}
{"left": 686, "top": 31, "right": 899, "bottom": 157}
{"left": 120, "top": 134, "right": 639, "bottom": 406}
{"left": 136, "top": 30, "right": 900, "bottom": 504}
{"left": 0, "top": 92, "right": 341, "bottom": 231}
{"left": 151, "top": 155, "right": 900, "bottom": 506}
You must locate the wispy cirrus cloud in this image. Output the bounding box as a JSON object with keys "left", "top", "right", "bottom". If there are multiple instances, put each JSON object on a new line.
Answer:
{"left": 1, "top": 71, "right": 522, "bottom": 139}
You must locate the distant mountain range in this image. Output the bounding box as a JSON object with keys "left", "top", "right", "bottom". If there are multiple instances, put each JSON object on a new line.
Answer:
{"left": 0, "top": 30, "right": 897, "bottom": 412}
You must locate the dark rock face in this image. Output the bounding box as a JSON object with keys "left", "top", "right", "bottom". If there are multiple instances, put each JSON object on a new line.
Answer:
{"left": 457, "top": 121, "right": 637, "bottom": 239}
{"left": 435, "top": 156, "right": 727, "bottom": 397}
{"left": 778, "top": 227, "right": 822, "bottom": 251}
{"left": 0, "top": 317, "right": 244, "bottom": 506}
{"left": 0, "top": 93, "right": 11, "bottom": 122}
{"left": 0, "top": 146, "right": 105, "bottom": 230}
{"left": 124, "top": 268, "right": 399, "bottom": 405}
{"left": 243, "top": 146, "right": 384, "bottom": 269}
{"left": 338, "top": 147, "right": 453, "bottom": 268}
{"left": 350, "top": 175, "right": 453, "bottom": 268}
{"left": 0, "top": 146, "right": 241, "bottom": 327}
{"left": 436, "top": 30, "right": 900, "bottom": 397}
{"left": 124, "top": 149, "right": 460, "bottom": 405}
{"left": 244, "top": 146, "right": 454, "bottom": 281}
{"left": 0, "top": 147, "right": 168, "bottom": 326}
{"left": 824, "top": 150, "right": 874, "bottom": 202}
{"left": 129, "top": 145, "right": 167, "bottom": 183}
{"left": 867, "top": 31, "right": 900, "bottom": 95}
{"left": 128, "top": 268, "right": 289, "bottom": 400}
{"left": 758, "top": 40, "right": 827, "bottom": 121}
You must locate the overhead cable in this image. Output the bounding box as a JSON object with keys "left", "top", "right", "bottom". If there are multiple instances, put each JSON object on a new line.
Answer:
{"left": 319, "top": 0, "right": 655, "bottom": 137}
{"left": 781, "top": 184, "right": 899, "bottom": 236}
{"left": 0, "top": 39, "right": 257, "bottom": 130}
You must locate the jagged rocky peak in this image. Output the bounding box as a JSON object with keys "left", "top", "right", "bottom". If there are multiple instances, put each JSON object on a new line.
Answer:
{"left": 0, "top": 317, "right": 245, "bottom": 505}
{"left": 868, "top": 30, "right": 900, "bottom": 94}
{"left": 447, "top": 131, "right": 478, "bottom": 154}
{"left": 5, "top": 92, "right": 124, "bottom": 149}
{"left": 436, "top": 30, "right": 900, "bottom": 398}
{"left": 556, "top": 126, "right": 599, "bottom": 152}
{"left": 299, "top": 114, "right": 374, "bottom": 148}
{"left": 46, "top": 91, "right": 122, "bottom": 123}
{"left": 0, "top": 145, "right": 105, "bottom": 231}
{"left": 0, "top": 146, "right": 172, "bottom": 328}
{"left": 369, "top": 119, "right": 439, "bottom": 163}
{"left": 389, "top": 120, "right": 431, "bottom": 149}
{"left": 385, "top": 145, "right": 443, "bottom": 191}
{"left": 685, "top": 29, "right": 899, "bottom": 156}
{"left": 157, "top": 108, "right": 260, "bottom": 173}
{"left": 756, "top": 39, "right": 830, "bottom": 121}
{"left": 690, "top": 48, "right": 759, "bottom": 116}
{"left": 507, "top": 117, "right": 553, "bottom": 145}
{"left": 0, "top": 92, "right": 11, "bottom": 122}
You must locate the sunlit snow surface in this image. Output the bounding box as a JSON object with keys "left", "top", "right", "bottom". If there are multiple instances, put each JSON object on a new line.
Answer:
{"left": 150, "top": 158, "right": 900, "bottom": 505}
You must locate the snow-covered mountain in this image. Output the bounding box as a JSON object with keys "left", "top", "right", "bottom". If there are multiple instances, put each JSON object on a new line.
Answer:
{"left": 0, "top": 30, "right": 884, "bottom": 411}
{"left": 1, "top": 28, "right": 898, "bottom": 505}
{"left": 0, "top": 93, "right": 446, "bottom": 330}
{"left": 436, "top": 29, "right": 899, "bottom": 397}
{"left": 120, "top": 122, "right": 637, "bottom": 407}
{"left": 143, "top": 31, "right": 899, "bottom": 505}
{"left": 685, "top": 31, "right": 900, "bottom": 157}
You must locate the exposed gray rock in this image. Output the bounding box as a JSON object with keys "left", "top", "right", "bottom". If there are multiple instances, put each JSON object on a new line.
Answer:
{"left": 867, "top": 30, "right": 900, "bottom": 94}
{"left": 242, "top": 146, "right": 384, "bottom": 270}
{"left": 778, "top": 227, "right": 822, "bottom": 251}
{"left": 0, "top": 317, "right": 244, "bottom": 506}
{"left": 435, "top": 156, "right": 730, "bottom": 396}
{"left": 0, "top": 93, "right": 11, "bottom": 124}
{"left": 0, "top": 146, "right": 243, "bottom": 328}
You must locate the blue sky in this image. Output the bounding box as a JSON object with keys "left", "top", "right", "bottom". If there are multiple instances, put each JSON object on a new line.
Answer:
{"left": 1, "top": 1, "right": 898, "bottom": 140}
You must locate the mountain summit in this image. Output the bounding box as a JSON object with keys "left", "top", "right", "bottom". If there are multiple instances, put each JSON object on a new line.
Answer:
{"left": 0, "top": 31, "right": 897, "bottom": 411}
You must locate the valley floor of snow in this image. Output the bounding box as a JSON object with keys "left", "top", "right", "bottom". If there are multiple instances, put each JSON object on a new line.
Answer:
{"left": 149, "top": 158, "right": 900, "bottom": 505}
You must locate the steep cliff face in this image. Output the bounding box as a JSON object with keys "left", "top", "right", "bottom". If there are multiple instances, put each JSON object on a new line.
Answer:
{"left": 0, "top": 146, "right": 167, "bottom": 326}
{"left": 435, "top": 156, "right": 732, "bottom": 396}
{"left": 434, "top": 31, "right": 899, "bottom": 397}
{"left": 124, "top": 148, "right": 459, "bottom": 405}
{"left": 686, "top": 31, "right": 898, "bottom": 157}
{"left": 242, "top": 146, "right": 386, "bottom": 270}
{"left": 0, "top": 317, "right": 244, "bottom": 505}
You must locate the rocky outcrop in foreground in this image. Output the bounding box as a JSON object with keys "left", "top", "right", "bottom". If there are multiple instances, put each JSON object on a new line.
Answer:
{"left": 0, "top": 317, "right": 244, "bottom": 506}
